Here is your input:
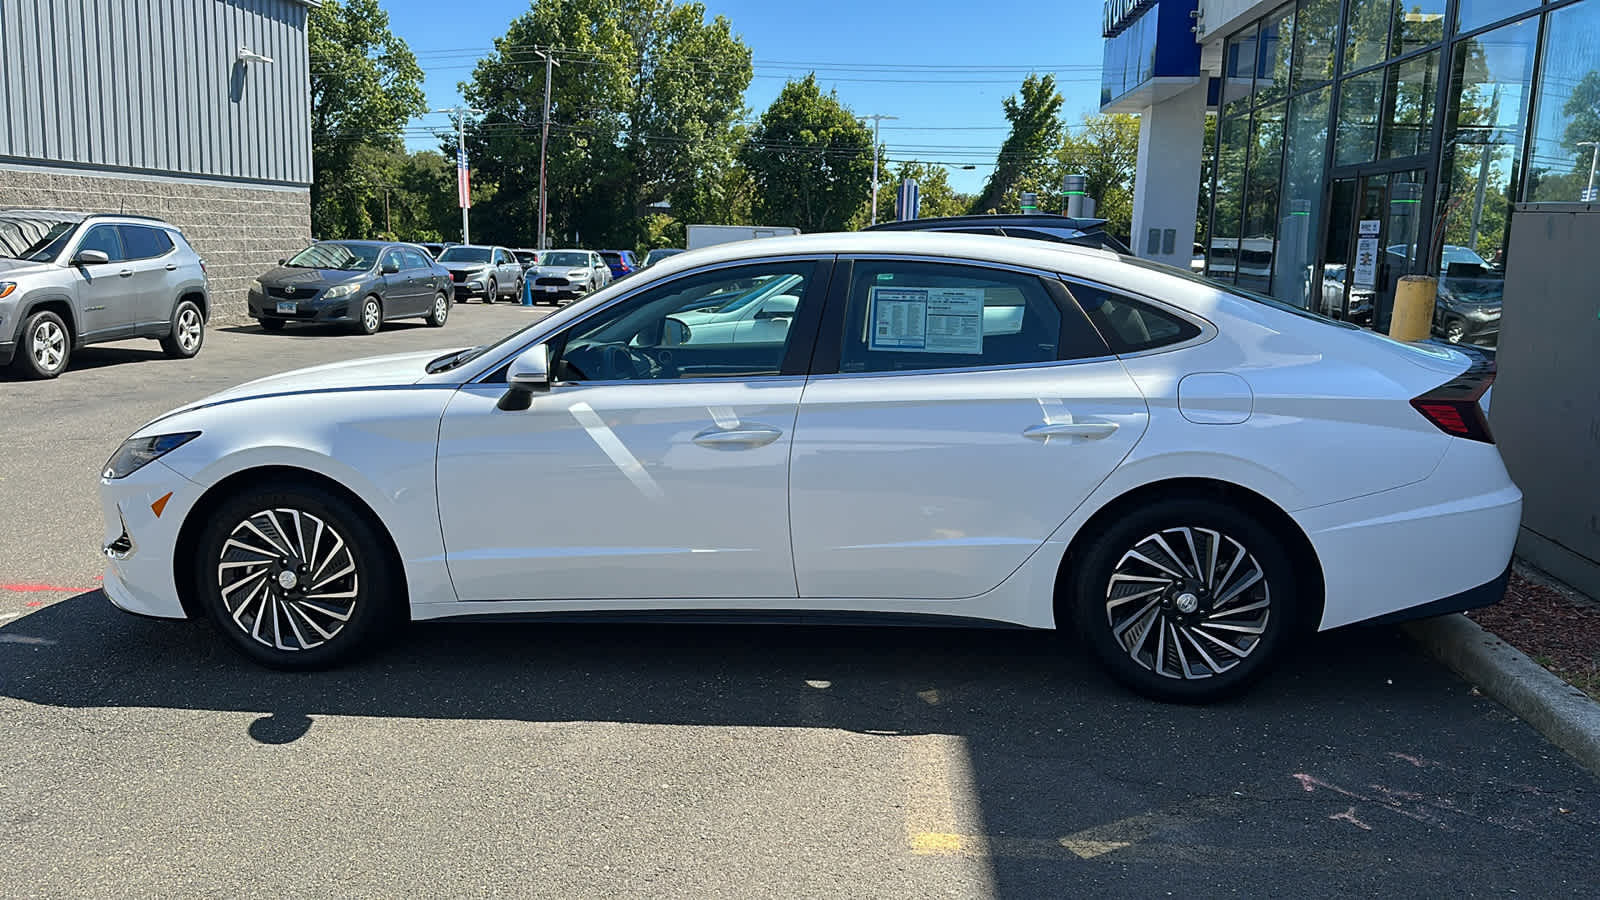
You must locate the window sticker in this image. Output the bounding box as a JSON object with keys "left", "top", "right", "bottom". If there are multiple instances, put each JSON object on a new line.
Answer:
{"left": 867, "top": 286, "right": 984, "bottom": 354}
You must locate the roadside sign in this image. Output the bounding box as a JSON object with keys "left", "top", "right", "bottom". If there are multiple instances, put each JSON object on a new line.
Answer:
{"left": 456, "top": 148, "right": 471, "bottom": 209}
{"left": 897, "top": 179, "right": 920, "bottom": 221}
{"left": 1020, "top": 191, "right": 1038, "bottom": 211}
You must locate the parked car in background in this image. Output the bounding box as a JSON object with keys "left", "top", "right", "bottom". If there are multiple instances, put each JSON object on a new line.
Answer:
{"left": 0, "top": 209, "right": 209, "bottom": 378}
{"left": 866, "top": 214, "right": 1131, "bottom": 254}
{"left": 247, "top": 241, "right": 452, "bottom": 334}
{"left": 527, "top": 249, "right": 610, "bottom": 303}
{"left": 418, "top": 242, "right": 453, "bottom": 259}
{"left": 643, "top": 248, "right": 683, "bottom": 268}
{"left": 102, "top": 232, "right": 1520, "bottom": 703}
{"left": 686, "top": 224, "right": 800, "bottom": 250}
{"left": 599, "top": 250, "right": 638, "bottom": 280}
{"left": 512, "top": 249, "right": 542, "bottom": 271}
{"left": 437, "top": 244, "right": 524, "bottom": 302}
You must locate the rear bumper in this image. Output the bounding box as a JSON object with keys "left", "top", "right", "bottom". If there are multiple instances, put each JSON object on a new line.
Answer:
{"left": 1356, "top": 562, "right": 1512, "bottom": 626}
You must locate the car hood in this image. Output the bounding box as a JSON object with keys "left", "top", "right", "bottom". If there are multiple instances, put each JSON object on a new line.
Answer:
{"left": 0, "top": 257, "right": 56, "bottom": 278}
{"left": 259, "top": 266, "right": 367, "bottom": 288}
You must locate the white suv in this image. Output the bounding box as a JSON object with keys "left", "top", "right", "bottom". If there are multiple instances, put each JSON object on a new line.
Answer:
{"left": 0, "top": 210, "right": 210, "bottom": 379}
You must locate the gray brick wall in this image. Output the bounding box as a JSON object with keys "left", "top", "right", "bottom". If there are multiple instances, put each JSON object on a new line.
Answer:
{"left": 0, "top": 166, "right": 310, "bottom": 323}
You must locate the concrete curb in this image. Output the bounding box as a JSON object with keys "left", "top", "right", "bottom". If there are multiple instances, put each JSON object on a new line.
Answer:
{"left": 1403, "top": 614, "right": 1600, "bottom": 775}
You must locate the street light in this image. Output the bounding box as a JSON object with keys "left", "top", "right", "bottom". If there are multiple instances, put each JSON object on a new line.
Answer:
{"left": 1579, "top": 141, "right": 1599, "bottom": 202}
{"left": 858, "top": 113, "right": 897, "bottom": 225}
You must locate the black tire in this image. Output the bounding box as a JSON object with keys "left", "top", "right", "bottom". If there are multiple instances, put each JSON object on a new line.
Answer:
{"left": 160, "top": 299, "right": 205, "bottom": 359}
{"left": 356, "top": 295, "right": 382, "bottom": 335}
{"left": 1069, "top": 498, "right": 1298, "bottom": 703}
{"left": 259, "top": 318, "right": 286, "bottom": 332}
{"left": 425, "top": 290, "right": 450, "bottom": 327}
{"left": 1443, "top": 318, "right": 1466, "bottom": 344}
{"left": 485, "top": 278, "right": 498, "bottom": 303}
{"left": 194, "top": 480, "right": 402, "bottom": 669}
{"left": 12, "top": 309, "right": 71, "bottom": 379}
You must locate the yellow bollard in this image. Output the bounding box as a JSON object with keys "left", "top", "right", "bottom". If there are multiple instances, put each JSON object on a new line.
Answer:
{"left": 1388, "top": 275, "right": 1438, "bottom": 341}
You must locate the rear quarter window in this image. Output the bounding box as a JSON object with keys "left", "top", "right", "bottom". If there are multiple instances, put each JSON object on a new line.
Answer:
{"left": 1065, "top": 281, "right": 1201, "bottom": 354}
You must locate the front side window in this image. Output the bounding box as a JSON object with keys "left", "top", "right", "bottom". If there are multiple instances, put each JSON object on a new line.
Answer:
{"left": 76, "top": 224, "right": 125, "bottom": 262}
{"left": 836, "top": 260, "right": 1084, "bottom": 375}
{"left": 402, "top": 249, "right": 431, "bottom": 270}
{"left": 551, "top": 261, "right": 822, "bottom": 382}
{"left": 117, "top": 225, "right": 174, "bottom": 260}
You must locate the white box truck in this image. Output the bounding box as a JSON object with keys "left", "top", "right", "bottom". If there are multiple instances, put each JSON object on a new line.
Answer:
{"left": 685, "top": 224, "right": 800, "bottom": 250}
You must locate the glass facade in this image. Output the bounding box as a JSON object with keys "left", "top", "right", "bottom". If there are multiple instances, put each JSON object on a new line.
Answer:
{"left": 1201, "top": 0, "right": 1597, "bottom": 351}
{"left": 1101, "top": 4, "right": 1161, "bottom": 107}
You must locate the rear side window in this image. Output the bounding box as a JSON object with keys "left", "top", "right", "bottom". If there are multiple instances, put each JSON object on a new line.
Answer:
{"left": 402, "top": 249, "right": 431, "bottom": 270}
{"left": 118, "top": 225, "right": 174, "bottom": 259}
{"left": 1066, "top": 281, "right": 1201, "bottom": 353}
{"left": 837, "top": 260, "right": 1096, "bottom": 374}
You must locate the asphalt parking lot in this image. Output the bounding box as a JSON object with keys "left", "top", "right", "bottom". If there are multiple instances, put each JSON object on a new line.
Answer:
{"left": 3, "top": 303, "right": 1598, "bottom": 897}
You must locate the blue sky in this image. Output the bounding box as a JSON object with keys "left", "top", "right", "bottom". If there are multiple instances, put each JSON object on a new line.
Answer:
{"left": 381, "top": 0, "right": 1107, "bottom": 195}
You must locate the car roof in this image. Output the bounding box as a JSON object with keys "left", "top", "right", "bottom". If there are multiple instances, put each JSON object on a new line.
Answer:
{"left": 865, "top": 213, "right": 1109, "bottom": 232}
{"left": 0, "top": 209, "right": 173, "bottom": 226}
{"left": 547, "top": 248, "right": 592, "bottom": 253}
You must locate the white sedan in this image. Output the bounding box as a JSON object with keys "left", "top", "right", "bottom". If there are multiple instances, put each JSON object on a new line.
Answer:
{"left": 98, "top": 232, "right": 1520, "bottom": 700}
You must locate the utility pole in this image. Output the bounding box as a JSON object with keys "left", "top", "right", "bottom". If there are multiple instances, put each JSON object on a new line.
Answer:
{"left": 435, "top": 106, "right": 483, "bottom": 244}
{"left": 536, "top": 48, "right": 561, "bottom": 251}
{"left": 1580, "top": 141, "right": 1599, "bottom": 202}
{"left": 858, "top": 113, "right": 897, "bottom": 226}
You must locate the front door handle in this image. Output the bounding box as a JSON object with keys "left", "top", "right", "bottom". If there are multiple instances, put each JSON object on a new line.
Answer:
{"left": 118, "top": 268, "right": 133, "bottom": 278}
{"left": 164, "top": 263, "right": 177, "bottom": 271}
{"left": 692, "top": 426, "right": 783, "bottom": 449}
{"left": 1023, "top": 421, "right": 1119, "bottom": 440}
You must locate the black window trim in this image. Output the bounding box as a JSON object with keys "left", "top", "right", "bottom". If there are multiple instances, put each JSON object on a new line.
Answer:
{"left": 808, "top": 254, "right": 1120, "bottom": 379}
{"left": 115, "top": 223, "right": 176, "bottom": 261}
{"left": 1056, "top": 274, "right": 1217, "bottom": 359}
{"left": 72, "top": 222, "right": 127, "bottom": 263}
{"left": 474, "top": 255, "right": 838, "bottom": 385}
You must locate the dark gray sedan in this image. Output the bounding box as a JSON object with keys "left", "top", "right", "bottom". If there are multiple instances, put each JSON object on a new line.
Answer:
{"left": 247, "top": 241, "right": 453, "bottom": 334}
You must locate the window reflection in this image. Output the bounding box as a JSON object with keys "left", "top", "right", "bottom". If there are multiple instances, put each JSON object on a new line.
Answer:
{"left": 1525, "top": 0, "right": 1600, "bottom": 203}
{"left": 1345, "top": 0, "right": 1393, "bottom": 71}
{"left": 1292, "top": 0, "right": 1341, "bottom": 89}
{"left": 1223, "top": 25, "right": 1259, "bottom": 117}
{"left": 1335, "top": 69, "right": 1384, "bottom": 165}
{"left": 1256, "top": 5, "right": 1296, "bottom": 106}
{"left": 1277, "top": 86, "right": 1331, "bottom": 308}
{"left": 1393, "top": 0, "right": 1446, "bottom": 57}
{"left": 1241, "top": 104, "right": 1285, "bottom": 293}
{"left": 1383, "top": 50, "right": 1440, "bottom": 158}
{"left": 1208, "top": 116, "right": 1250, "bottom": 284}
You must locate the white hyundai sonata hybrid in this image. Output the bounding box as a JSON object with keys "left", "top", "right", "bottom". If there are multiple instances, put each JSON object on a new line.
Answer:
{"left": 98, "top": 232, "right": 1520, "bottom": 701}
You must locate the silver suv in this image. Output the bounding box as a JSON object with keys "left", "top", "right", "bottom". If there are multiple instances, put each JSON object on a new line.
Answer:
{"left": 0, "top": 210, "right": 210, "bottom": 379}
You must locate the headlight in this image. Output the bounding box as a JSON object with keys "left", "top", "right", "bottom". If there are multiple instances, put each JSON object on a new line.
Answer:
{"left": 323, "top": 282, "right": 360, "bottom": 299}
{"left": 249, "top": 279, "right": 263, "bottom": 294}
{"left": 568, "top": 270, "right": 588, "bottom": 278}
{"left": 0, "top": 281, "right": 16, "bottom": 299}
{"left": 103, "top": 432, "right": 200, "bottom": 480}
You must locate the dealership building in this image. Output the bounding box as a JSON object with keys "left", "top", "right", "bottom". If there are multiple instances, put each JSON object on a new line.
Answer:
{"left": 1102, "top": 0, "right": 1600, "bottom": 350}
{"left": 0, "top": 0, "right": 314, "bottom": 319}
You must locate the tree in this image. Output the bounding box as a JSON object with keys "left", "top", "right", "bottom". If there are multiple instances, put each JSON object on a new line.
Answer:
{"left": 742, "top": 75, "right": 874, "bottom": 232}
{"left": 461, "top": 0, "right": 752, "bottom": 249}
{"left": 309, "top": 0, "right": 427, "bottom": 238}
{"left": 1054, "top": 113, "right": 1140, "bottom": 241}
{"left": 863, "top": 161, "right": 966, "bottom": 224}
{"left": 971, "top": 74, "right": 1064, "bottom": 214}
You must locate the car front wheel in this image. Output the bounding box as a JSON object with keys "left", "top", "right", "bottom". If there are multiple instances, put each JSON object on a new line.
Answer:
{"left": 357, "top": 296, "right": 382, "bottom": 335}
{"left": 1070, "top": 498, "right": 1296, "bottom": 702}
{"left": 13, "top": 309, "right": 71, "bottom": 378}
{"left": 195, "top": 481, "right": 400, "bottom": 669}
{"left": 485, "top": 278, "right": 497, "bottom": 303}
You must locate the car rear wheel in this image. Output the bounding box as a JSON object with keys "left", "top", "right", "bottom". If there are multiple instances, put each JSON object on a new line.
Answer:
{"left": 160, "top": 300, "right": 205, "bottom": 359}
{"left": 195, "top": 481, "right": 400, "bottom": 669}
{"left": 1443, "top": 318, "right": 1466, "bottom": 343}
{"left": 1070, "top": 498, "right": 1296, "bottom": 702}
{"left": 425, "top": 290, "right": 450, "bottom": 327}
{"left": 356, "top": 296, "right": 382, "bottom": 335}
{"left": 259, "top": 318, "right": 286, "bottom": 332}
{"left": 13, "top": 309, "right": 71, "bottom": 379}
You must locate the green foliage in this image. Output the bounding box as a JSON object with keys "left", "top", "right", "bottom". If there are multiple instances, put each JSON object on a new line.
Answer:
{"left": 867, "top": 160, "right": 967, "bottom": 224}
{"left": 461, "top": 0, "right": 752, "bottom": 248}
{"left": 309, "top": 0, "right": 427, "bottom": 239}
{"left": 1054, "top": 113, "right": 1140, "bottom": 242}
{"left": 742, "top": 75, "right": 875, "bottom": 232}
{"left": 971, "top": 74, "right": 1064, "bottom": 214}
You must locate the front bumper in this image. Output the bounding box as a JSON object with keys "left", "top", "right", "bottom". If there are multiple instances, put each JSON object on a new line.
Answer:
{"left": 99, "top": 458, "right": 201, "bottom": 619}
{"left": 0, "top": 338, "right": 13, "bottom": 366}
{"left": 248, "top": 288, "right": 353, "bottom": 323}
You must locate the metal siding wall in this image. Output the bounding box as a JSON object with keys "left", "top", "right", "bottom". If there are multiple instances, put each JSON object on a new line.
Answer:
{"left": 2, "top": 0, "right": 310, "bottom": 186}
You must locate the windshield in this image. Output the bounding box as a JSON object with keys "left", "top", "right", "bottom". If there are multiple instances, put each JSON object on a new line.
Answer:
{"left": 439, "top": 246, "right": 492, "bottom": 263}
{"left": 0, "top": 217, "right": 80, "bottom": 262}
{"left": 514, "top": 251, "right": 539, "bottom": 264}
{"left": 546, "top": 252, "right": 590, "bottom": 267}
{"left": 287, "top": 242, "right": 380, "bottom": 271}
{"left": 1118, "top": 255, "right": 1358, "bottom": 329}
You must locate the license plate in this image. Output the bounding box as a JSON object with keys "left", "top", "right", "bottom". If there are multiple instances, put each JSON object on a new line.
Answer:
{"left": 276, "top": 301, "right": 297, "bottom": 314}
{"left": 540, "top": 285, "right": 560, "bottom": 292}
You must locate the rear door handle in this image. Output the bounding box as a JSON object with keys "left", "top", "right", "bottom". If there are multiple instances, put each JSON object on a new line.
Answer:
{"left": 692, "top": 426, "right": 783, "bottom": 448}
{"left": 164, "top": 263, "right": 177, "bottom": 271}
{"left": 1023, "top": 421, "right": 1119, "bottom": 440}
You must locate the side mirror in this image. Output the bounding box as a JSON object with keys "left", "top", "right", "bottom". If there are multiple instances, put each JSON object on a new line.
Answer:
{"left": 73, "top": 249, "right": 110, "bottom": 266}
{"left": 753, "top": 307, "right": 788, "bottom": 320}
{"left": 382, "top": 260, "right": 400, "bottom": 274}
{"left": 498, "top": 343, "right": 551, "bottom": 411}
{"left": 278, "top": 258, "right": 287, "bottom": 266}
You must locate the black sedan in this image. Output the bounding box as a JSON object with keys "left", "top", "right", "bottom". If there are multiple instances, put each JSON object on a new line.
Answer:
{"left": 248, "top": 241, "right": 454, "bottom": 334}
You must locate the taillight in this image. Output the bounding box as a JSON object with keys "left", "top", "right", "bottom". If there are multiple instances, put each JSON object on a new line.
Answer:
{"left": 1411, "top": 355, "right": 1495, "bottom": 443}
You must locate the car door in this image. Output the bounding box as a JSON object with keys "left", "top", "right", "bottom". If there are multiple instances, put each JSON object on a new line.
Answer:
{"left": 116, "top": 224, "right": 177, "bottom": 333}
{"left": 400, "top": 248, "right": 435, "bottom": 314}
{"left": 434, "top": 257, "right": 833, "bottom": 603}
{"left": 788, "top": 257, "right": 1151, "bottom": 600}
{"left": 591, "top": 252, "right": 610, "bottom": 288}
{"left": 67, "top": 223, "right": 133, "bottom": 340}
{"left": 495, "top": 248, "right": 519, "bottom": 294}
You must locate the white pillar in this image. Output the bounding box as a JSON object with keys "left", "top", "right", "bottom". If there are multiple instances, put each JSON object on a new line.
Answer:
{"left": 1130, "top": 81, "right": 1208, "bottom": 267}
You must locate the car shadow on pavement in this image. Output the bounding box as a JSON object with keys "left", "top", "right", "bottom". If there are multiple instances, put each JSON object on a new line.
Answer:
{"left": 0, "top": 344, "right": 168, "bottom": 379}
{"left": 217, "top": 322, "right": 432, "bottom": 337}
{"left": 4, "top": 592, "right": 1598, "bottom": 894}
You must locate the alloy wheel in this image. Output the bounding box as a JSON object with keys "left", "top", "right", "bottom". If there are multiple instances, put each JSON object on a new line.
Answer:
{"left": 31, "top": 320, "right": 66, "bottom": 372}
{"left": 216, "top": 508, "right": 359, "bottom": 652}
{"left": 1104, "top": 526, "right": 1271, "bottom": 680}
{"left": 363, "top": 299, "right": 381, "bottom": 332}
{"left": 434, "top": 293, "right": 449, "bottom": 321}
{"left": 1444, "top": 320, "right": 1465, "bottom": 343}
{"left": 177, "top": 307, "right": 203, "bottom": 352}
